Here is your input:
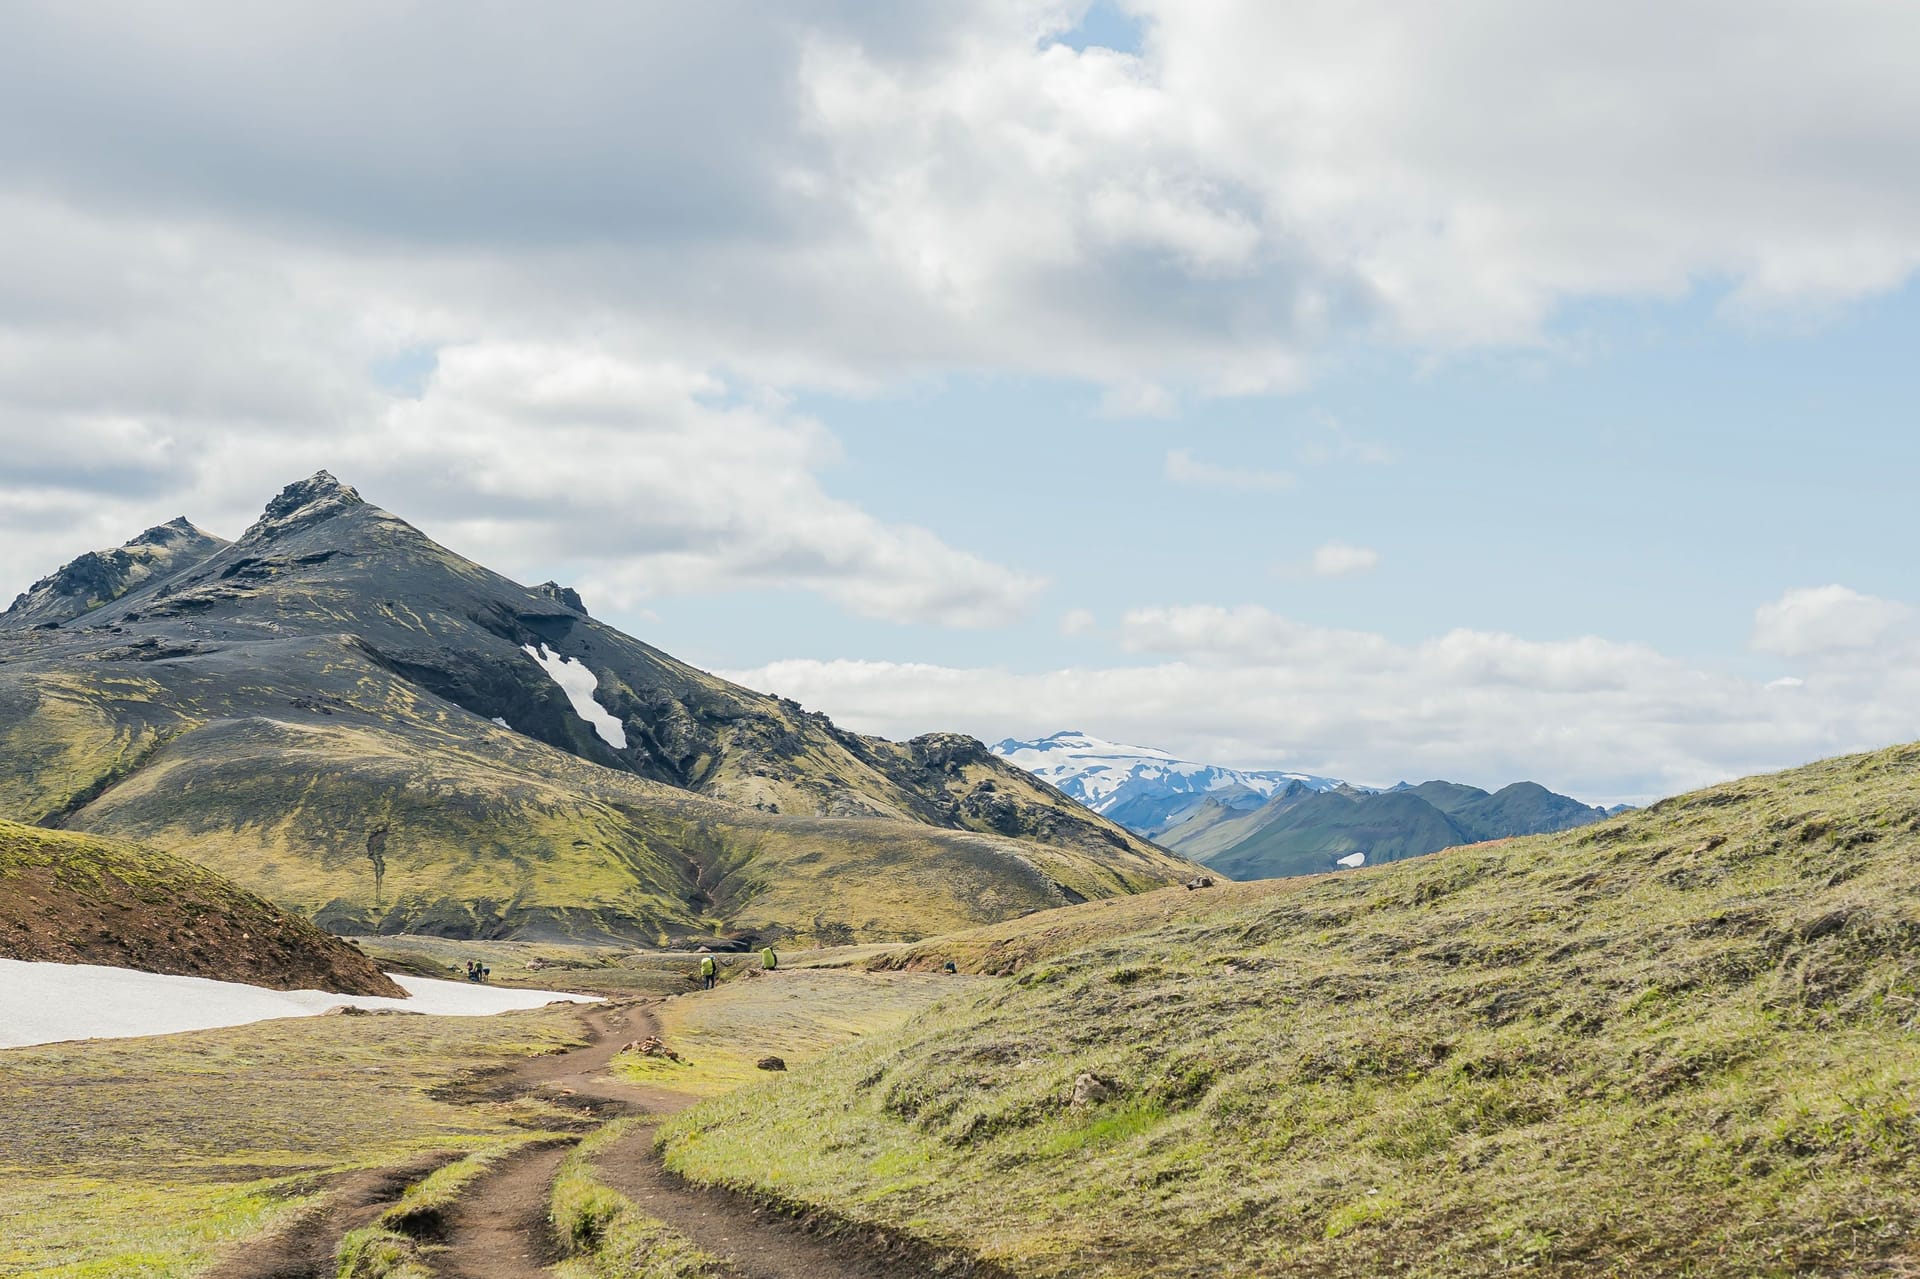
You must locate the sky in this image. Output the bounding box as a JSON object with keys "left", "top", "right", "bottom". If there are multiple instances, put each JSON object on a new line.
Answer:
{"left": 2, "top": 0, "right": 1917, "bottom": 806}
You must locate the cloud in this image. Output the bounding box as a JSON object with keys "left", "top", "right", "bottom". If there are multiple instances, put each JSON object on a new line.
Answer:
{"left": 1309, "top": 542, "right": 1380, "bottom": 578}
{"left": 6, "top": 3, "right": 1920, "bottom": 621}
{"left": 1097, "top": 381, "right": 1178, "bottom": 419}
{"left": 1164, "top": 448, "right": 1294, "bottom": 493}
{"left": 1059, "top": 607, "right": 1098, "bottom": 637}
{"left": 0, "top": 337, "right": 1045, "bottom": 628}
{"left": 1751, "top": 585, "right": 1912, "bottom": 658}
{"left": 724, "top": 595, "right": 1920, "bottom": 806}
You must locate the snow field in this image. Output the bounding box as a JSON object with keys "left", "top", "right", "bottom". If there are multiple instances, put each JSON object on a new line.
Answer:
{"left": 521, "top": 642, "right": 628, "bottom": 748}
{"left": 0, "top": 957, "right": 600, "bottom": 1048}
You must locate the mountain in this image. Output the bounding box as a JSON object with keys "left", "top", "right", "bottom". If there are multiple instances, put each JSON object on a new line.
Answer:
{"left": 683, "top": 740, "right": 1920, "bottom": 1276}
{"left": 1201, "top": 786, "right": 1478, "bottom": 879}
{"left": 0, "top": 473, "right": 1195, "bottom": 944}
{"left": 994, "top": 730, "right": 1608, "bottom": 880}
{"left": 990, "top": 730, "right": 1341, "bottom": 835}
{"left": 1190, "top": 778, "right": 1609, "bottom": 879}
{"left": 1, "top": 517, "right": 228, "bottom": 629}
{"left": 1414, "top": 778, "right": 1610, "bottom": 840}
{"left": 0, "top": 816, "right": 400, "bottom": 995}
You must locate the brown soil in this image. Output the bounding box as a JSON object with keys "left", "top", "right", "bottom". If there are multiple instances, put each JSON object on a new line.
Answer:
{"left": 201, "top": 1152, "right": 461, "bottom": 1279}
{"left": 433, "top": 1139, "right": 577, "bottom": 1279}
{"left": 218, "top": 999, "right": 968, "bottom": 1279}
{"left": 0, "top": 818, "right": 401, "bottom": 996}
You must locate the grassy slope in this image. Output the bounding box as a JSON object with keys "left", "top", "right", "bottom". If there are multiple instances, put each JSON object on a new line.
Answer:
{"left": 0, "top": 816, "right": 400, "bottom": 996}
{"left": 0, "top": 650, "right": 1189, "bottom": 943}
{"left": 0, "top": 1005, "right": 587, "bottom": 1278}
{"left": 662, "top": 742, "right": 1920, "bottom": 1277}
{"left": 616, "top": 968, "right": 970, "bottom": 1099}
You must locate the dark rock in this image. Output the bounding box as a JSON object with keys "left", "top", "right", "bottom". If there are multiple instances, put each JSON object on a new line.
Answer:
{"left": 536, "top": 581, "right": 588, "bottom": 615}
{"left": 757, "top": 1055, "right": 787, "bottom": 1072}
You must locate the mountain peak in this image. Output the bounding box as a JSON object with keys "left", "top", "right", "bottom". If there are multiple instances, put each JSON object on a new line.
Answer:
{"left": 535, "top": 581, "right": 588, "bottom": 615}
{"left": 242, "top": 471, "right": 364, "bottom": 544}
{"left": 126, "top": 516, "right": 211, "bottom": 548}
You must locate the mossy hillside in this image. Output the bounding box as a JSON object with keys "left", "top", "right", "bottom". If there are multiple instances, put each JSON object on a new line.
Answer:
{"left": 663, "top": 742, "right": 1920, "bottom": 1277}
{"left": 0, "top": 1004, "right": 589, "bottom": 1278}
{"left": 58, "top": 710, "right": 1126, "bottom": 944}
{"left": 0, "top": 816, "right": 399, "bottom": 995}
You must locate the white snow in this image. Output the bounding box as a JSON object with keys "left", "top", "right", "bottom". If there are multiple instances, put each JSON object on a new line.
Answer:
{"left": 991, "top": 729, "right": 1343, "bottom": 814}
{"left": 521, "top": 643, "right": 627, "bottom": 749}
{"left": 1335, "top": 851, "right": 1366, "bottom": 868}
{"left": 490, "top": 716, "right": 511, "bottom": 728}
{"left": 0, "top": 958, "right": 600, "bottom": 1049}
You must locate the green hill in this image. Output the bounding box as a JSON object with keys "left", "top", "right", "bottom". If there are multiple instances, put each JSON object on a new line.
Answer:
{"left": 1199, "top": 787, "right": 1474, "bottom": 877}
{"left": 661, "top": 741, "right": 1920, "bottom": 1276}
{"left": 0, "top": 817, "right": 400, "bottom": 995}
{"left": 1170, "top": 778, "right": 1607, "bottom": 879}
{"left": 0, "top": 473, "right": 1194, "bottom": 944}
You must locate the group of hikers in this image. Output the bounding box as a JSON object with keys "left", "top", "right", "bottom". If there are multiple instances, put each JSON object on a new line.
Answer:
{"left": 697, "top": 945, "right": 778, "bottom": 990}
{"left": 464, "top": 959, "right": 490, "bottom": 982}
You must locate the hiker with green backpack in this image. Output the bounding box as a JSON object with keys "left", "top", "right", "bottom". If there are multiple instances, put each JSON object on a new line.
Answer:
{"left": 699, "top": 954, "right": 717, "bottom": 990}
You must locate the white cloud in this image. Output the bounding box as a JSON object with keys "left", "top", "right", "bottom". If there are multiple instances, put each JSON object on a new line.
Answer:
{"left": 1309, "top": 542, "right": 1380, "bottom": 578}
{"left": 0, "top": 332, "right": 1045, "bottom": 628}
{"left": 6, "top": 4, "right": 1920, "bottom": 628}
{"left": 1751, "top": 585, "right": 1912, "bottom": 658}
{"left": 1097, "top": 381, "right": 1178, "bottom": 419}
{"left": 725, "top": 597, "right": 1920, "bottom": 806}
{"left": 1164, "top": 448, "right": 1294, "bottom": 493}
{"left": 1059, "top": 607, "right": 1098, "bottom": 637}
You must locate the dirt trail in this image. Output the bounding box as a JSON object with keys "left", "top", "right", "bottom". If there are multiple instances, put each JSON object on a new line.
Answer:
{"left": 203, "top": 1152, "right": 460, "bottom": 1279}
{"left": 431, "top": 1140, "right": 575, "bottom": 1279}
{"left": 220, "top": 996, "right": 945, "bottom": 1279}
{"left": 592, "top": 1124, "right": 907, "bottom": 1279}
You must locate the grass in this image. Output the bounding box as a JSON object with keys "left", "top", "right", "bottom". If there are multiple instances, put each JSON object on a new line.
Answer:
{"left": 660, "top": 740, "right": 1920, "bottom": 1277}
{"left": 616, "top": 968, "right": 970, "bottom": 1099}
{"left": 0, "top": 1004, "right": 589, "bottom": 1278}
{"left": 548, "top": 1118, "right": 736, "bottom": 1279}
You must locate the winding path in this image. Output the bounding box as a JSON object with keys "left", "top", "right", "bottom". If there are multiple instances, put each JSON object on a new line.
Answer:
{"left": 219, "top": 998, "right": 934, "bottom": 1279}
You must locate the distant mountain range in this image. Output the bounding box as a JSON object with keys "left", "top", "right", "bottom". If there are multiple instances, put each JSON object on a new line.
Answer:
{"left": 992, "top": 730, "right": 1615, "bottom": 879}
{"left": 0, "top": 475, "right": 1195, "bottom": 944}
{"left": 991, "top": 730, "right": 1342, "bottom": 835}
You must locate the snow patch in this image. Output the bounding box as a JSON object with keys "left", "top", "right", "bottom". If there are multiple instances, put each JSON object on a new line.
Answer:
{"left": 521, "top": 643, "right": 627, "bottom": 749}
{"left": 0, "top": 958, "right": 600, "bottom": 1049}
{"left": 1335, "top": 851, "right": 1366, "bottom": 868}
{"left": 490, "top": 716, "right": 511, "bottom": 728}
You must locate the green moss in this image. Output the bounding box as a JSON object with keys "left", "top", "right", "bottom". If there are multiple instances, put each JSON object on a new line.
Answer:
{"left": 661, "top": 740, "right": 1920, "bottom": 1277}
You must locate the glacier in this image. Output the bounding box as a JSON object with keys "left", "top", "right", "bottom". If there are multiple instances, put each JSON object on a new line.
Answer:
{"left": 992, "top": 729, "right": 1345, "bottom": 835}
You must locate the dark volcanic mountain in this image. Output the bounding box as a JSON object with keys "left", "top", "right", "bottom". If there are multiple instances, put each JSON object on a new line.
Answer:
{"left": 2, "top": 517, "right": 228, "bottom": 629}
{"left": 0, "top": 473, "right": 1195, "bottom": 943}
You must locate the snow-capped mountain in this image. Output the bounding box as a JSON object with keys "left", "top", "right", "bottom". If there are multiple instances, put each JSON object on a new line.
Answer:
{"left": 991, "top": 730, "right": 1344, "bottom": 835}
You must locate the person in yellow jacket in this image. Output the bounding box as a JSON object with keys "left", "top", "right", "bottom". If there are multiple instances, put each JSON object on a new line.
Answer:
{"left": 699, "top": 954, "right": 717, "bottom": 990}
{"left": 761, "top": 946, "right": 778, "bottom": 971}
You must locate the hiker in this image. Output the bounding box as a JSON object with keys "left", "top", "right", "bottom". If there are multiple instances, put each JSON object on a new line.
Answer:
{"left": 465, "top": 960, "right": 478, "bottom": 982}
{"left": 761, "top": 945, "right": 778, "bottom": 972}
{"left": 699, "top": 954, "right": 717, "bottom": 990}
{"left": 943, "top": 960, "right": 958, "bottom": 975}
